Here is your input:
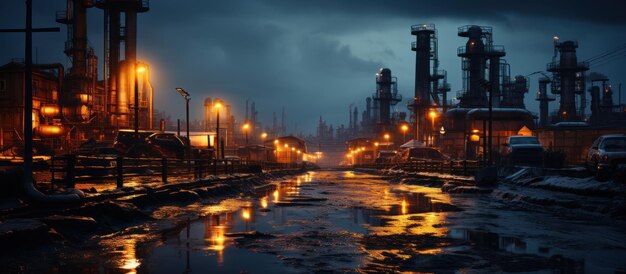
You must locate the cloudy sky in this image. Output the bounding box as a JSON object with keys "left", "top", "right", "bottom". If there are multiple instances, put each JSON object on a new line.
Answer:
{"left": 1, "top": 0, "right": 625, "bottom": 134}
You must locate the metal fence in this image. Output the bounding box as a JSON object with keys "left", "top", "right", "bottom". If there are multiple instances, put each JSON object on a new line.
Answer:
{"left": 47, "top": 155, "right": 297, "bottom": 190}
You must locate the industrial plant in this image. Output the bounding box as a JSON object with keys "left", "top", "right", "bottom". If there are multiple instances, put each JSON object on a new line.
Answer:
{"left": 336, "top": 24, "right": 625, "bottom": 166}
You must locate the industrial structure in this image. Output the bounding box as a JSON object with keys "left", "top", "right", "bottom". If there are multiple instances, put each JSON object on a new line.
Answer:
{"left": 546, "top": 38, "right": 589, "bottom": 123}
{"left": 1, "top": 0, "right": 155, "bottom": 154}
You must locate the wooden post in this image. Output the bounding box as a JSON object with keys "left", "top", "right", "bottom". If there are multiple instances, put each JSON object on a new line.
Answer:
{"left": 161, "top": 157, "right": 168, "bottom": 183}
{"left": 65, "top": 154, "right": 76, "bottom": 189}
{"left": 116, "top": 156, "right": 124, "bottom": 188}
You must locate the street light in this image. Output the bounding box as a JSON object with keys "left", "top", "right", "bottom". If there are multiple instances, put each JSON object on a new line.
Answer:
{"left": 175, "top": 87, "right": 191, "bottom": 165}
{"left": 384, "top": 133, "right": 390, "bottom": 150}
{"left": 261, "top": 132, "right": 268, "bottom": 143}
{"left": 214, "top": 101, "right": 222, "bottom": 159}
{"left": 401, "top": 124, "right": 409, "bottom": 142}
{"left": 242, "top": 123, "right": 250, "bottom": 145}
{"left": 428, "top": 109, "right": 437, "bottom": 129}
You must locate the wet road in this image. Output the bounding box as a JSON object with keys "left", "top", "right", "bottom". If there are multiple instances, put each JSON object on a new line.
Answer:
{"left": 18, "top": 170, "right": 626, "bottom": 273}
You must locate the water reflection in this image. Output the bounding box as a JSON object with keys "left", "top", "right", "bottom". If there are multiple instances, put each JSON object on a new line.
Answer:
{"left": 449, "top": 228, "right": 585, "bottom": 272}
{"left": 120, "top": 238, "right": 141, "bottom": 274}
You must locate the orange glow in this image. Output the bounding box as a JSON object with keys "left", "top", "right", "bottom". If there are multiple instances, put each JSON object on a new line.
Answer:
{"left": 79, "top": 94, "right": 90, "bottom": 104}
{"left": 261, "top": 132, "right": 268, "bottom": 139}
{"left": 273, "top": 190, "right": 279, "bottom": 203}
{"left": 470, "top": 134, "right": 480, "bottom": 142}
{"left": 243, "top": 123, "right": 250, "bottom": 130}
{"left": 384, "top": 134, "right": 390, "bottom": 140}
{"left": 471, "top": 129, "right": 480, "bottom": 134}
{"left": 261, "top": 196, "right": 268, "bottom": 208}
{"left": 136, "top": 66, "right": 146, "bottom": 73}
{"left": 274, "top": 139, "right": 279, "bottom": 144}
{"left": 40, "top": 105, "right": 60, "bottom": 117}
{"left": 37, "top": 124, "right": 64, "bottom": 137}
{"left": 401, "top": 124, "right": 409, "bottom": 132}
{"left": 401, "top": 198, "right": 408, "bottom": 215}
{"left": 284, "top": 144, "right": 288, "bottom": 148}
{"left": 31, "top": 111, "right": 39, "bottom": 129}
{"left": 120, "top": 238, "right": 141, "bottom": 273}
{"left": 242, "top": 209, "right": 251, "bottom": 220}
{"left": 214, "top": 102, "right": 222, "bottom": 109}
{"left": 291, "top": 147, "right": 295, "bottom": 151}
{"left": 374, "top": 142, "right": 379, "bottom": 147}
{"left": 428, "top": 109, "right": 437, "bottom": 119}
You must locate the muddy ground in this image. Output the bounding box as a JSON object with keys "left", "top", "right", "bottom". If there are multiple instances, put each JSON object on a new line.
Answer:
{"left": 2, "top": 170, "right": 626, "bottom": 273}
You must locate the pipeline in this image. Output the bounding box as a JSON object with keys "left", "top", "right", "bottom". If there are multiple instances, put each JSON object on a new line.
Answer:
{"left": 24, "top": 180, "right": 84, "bottom": 203}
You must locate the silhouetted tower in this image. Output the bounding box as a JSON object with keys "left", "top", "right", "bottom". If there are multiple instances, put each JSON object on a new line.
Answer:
{"left": 536, "top": 77, "right": 554, "bottom": 127}
{"left": 96, "top": 0, "right": 149, "bottom": 127}
{"left": 457, "top": 25, "right": 505, "bottom": 108}
{"left": 547, "top": 38, "right": 589, "bottom": 122}
{"left": 56, "top": 0, "right": 100, "bottom": 123}
{"left": 409, "top": 24, "right": 434, "bottom": 141}
{"left": 373, "top": 68, "right": 401, "bottom": 132}
{"left": 589, "top": 78, "right": 614, "bottom": 125}
{"left": 501, "top": 75, "right": 528, "bottom": 108}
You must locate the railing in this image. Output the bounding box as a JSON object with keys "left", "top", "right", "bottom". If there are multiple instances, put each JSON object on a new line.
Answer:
{"left": 411, "top": 24, "right": 435, "bottom": 32}
{"left": 457, "top": 45, "right": 505, "bottom": 55}
{"left": 458, "top": 25, "right": 492, "bottom": 36}
{"left": 46, "top": 155, "right": 298, "bottom": 190}
{"left": 354, "top": 159, "right": 481, "bottom": 176}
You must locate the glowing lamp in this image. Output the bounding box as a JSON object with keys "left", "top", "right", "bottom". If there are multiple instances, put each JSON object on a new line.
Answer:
{"left": 79, "top": 93, "right": 90, "bottom": 104}
{"left": 470, "top": 134, "right": 480, "bottom": 142}
{"left": 37, "top": 124, "right": 64, "bottom": 138}
{"left": 41, "top": 105, "right": 60, "bottom": 118}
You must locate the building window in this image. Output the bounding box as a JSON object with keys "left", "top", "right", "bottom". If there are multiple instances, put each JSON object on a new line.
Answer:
{"left": 0, "top": 79, "right": 6, "bottom": 92}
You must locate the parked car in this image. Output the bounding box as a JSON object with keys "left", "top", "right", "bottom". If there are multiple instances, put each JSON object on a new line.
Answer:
{"left": 586, "top": 134, "right": 626, "bottom": 176}
{"left": 113, "top": 130, "right": 158, "bottom": 157}
{"left": 375, "top": 151, "right": 396, "bottom": 164}
{"left": 501, "top": 136, "right": 544, "bottom": 166}
{"left": 393, "top": 147, "right": 448, "bottom": 163}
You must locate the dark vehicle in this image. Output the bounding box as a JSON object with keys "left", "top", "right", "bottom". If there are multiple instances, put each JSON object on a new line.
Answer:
{"left": 501, "top": 136, "right": 544, "bottom": 166}
{"left": 375, "top": 151, "right": 396, "bottom": 164}
{"left": 147, "top": 133, "right": 186, "bottom": 158}
{"left": 113, "top": 130, "right": 158, "bottom": 157}
{"left": 586, "top": 134, "right": 626, "bottom": 177}
{"left": 394, "top": 147, "right": 447, "bottom": 163}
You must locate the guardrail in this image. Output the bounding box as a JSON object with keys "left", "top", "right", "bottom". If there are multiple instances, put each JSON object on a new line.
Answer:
{"left": 47, "top": 155, "right": 298, "bottom": 190}
{"left": 354, "top": 160, "right": 481, "bottom": 176}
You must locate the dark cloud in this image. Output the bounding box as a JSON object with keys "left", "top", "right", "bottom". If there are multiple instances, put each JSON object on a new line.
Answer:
{"left": 2, "top": 0, "right": 625, "bottom": 134}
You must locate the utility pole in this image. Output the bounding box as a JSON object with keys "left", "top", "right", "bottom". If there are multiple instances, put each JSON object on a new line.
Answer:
{"left": 0, "top": 0, "right": 60, "bottom": 193}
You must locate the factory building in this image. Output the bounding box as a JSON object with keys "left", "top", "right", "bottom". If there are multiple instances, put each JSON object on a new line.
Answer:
{"left": 0, "top": 0, "right": 153, "bottom": 155}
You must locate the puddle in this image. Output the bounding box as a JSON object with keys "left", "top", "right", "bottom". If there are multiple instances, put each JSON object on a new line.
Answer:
{"left": 5, "top": 170, "right": 626, "bottom": 273}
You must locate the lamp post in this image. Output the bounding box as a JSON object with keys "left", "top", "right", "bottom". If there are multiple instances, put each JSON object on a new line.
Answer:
{"left": 135, "top": 65, "right": 146, "bottom": 139}
{"left": 175, "top": 87, "right": 191, "bottom": 165}
{"left": 243, "top": 123, "right": 250, "bottom": 145}
{"left": 384, "top": 133, "right": 390, "bottom": 150}
{"left": 214, "top": 101, "right": 222, "bottom": 159}
{"left": 401, "top": 124, "right": 408, "bottom": 143}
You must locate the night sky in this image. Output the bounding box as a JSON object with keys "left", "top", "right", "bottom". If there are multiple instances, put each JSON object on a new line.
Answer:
{"left": 1, "top": 0, "right": 624, "bottom": 134}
